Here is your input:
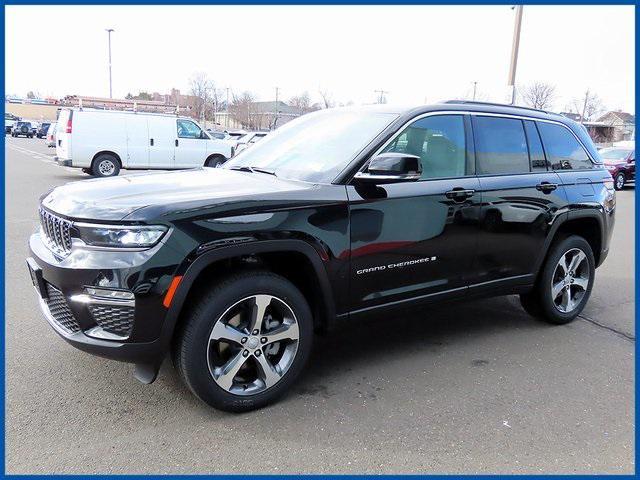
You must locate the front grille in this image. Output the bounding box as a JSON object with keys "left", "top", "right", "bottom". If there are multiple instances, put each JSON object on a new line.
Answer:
{"left": 45, "top": 284, "right": 80, "bottom": 334}
{"left": 88, "top": 305, "right": 135, "bottom": 338}
{"left": 39, "top": 208, "right": 72, "bottom": 256}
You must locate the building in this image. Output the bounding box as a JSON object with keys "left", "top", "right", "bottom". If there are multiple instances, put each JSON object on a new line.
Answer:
{"left": 595, "top": 111, "right": 635, "bottom": 142}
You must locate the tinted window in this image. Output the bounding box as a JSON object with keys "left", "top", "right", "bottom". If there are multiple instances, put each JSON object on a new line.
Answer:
{"left": 524, "top": 120, "right": 547, "bottom": 171}
{"left": 382, "top": 115, "right": 466, "bottom": 179}
{"left": 177, "top": 119, "right": 203, "bottom": 139}
{"left": 537, "top": 122, "right": 592, "bottom": 170}
{"left": 474, "top": 116, "right": 529, "bottom": 175}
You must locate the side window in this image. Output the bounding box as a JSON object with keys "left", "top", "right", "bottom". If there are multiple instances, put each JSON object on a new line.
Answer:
{"left": 382, "top": 115, "right": 466, "bottom": 179}
{"left": 177, "top": 119, "right": 203, "bottom": 139}
{"left": 537, "top": 122, "right": 592, "bottom": 170}
{"left": 474, "top": 116, "right": 529, "bottom": 175}
{"left": 524, "top": 120, "right": 548, "bottom": 172}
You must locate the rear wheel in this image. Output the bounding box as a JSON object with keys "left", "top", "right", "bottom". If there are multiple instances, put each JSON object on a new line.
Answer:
{"left": 173, "top": 271, "right": 313, "bottom": 412}
{"left": 614, "top": 172, "right": 626, "bottom": 190}
{"left": 520, "top": 235, "right": 595, "bottom": 325}
{"left": 205, "top": 155, "right": 226, "bottom": 168}
{"left": 91, "top": 154, "right": 120, "bottom": 177}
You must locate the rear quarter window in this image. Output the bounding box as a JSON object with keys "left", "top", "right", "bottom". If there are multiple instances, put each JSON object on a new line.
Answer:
{"left": 537, "top": 122, "right": 593, "bottom": 170}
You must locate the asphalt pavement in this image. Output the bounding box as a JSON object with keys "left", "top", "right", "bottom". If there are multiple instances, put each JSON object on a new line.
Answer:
{"left": 5, "top": 136, "right": 635, "bottom": 474}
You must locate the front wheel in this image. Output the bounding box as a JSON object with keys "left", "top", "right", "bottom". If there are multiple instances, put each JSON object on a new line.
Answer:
{"left": 173, "top": 271, "right": 313, "bottom": 412}
{"left": 614, "top": 172, "right": 626, "bottom": 191}
{"left": 205, "top": 155, "right": 226, "bottom": 168}
{"left": 520, "top": 235, "right": 595, "bottom": 325}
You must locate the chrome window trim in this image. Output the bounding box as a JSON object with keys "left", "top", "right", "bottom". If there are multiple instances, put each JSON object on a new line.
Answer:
{"left": 357, "top": 110, "right": 597, "bottom": 176}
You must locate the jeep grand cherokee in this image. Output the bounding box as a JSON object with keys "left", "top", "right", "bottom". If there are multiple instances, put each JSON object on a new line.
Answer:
{"left": 27, "top": 101, "right": 615, "bottom": 412}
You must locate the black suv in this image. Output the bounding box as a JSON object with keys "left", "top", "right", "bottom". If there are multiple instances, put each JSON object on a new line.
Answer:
{"left": 27, "top": 102, "right": 615, "bottom": 412}
{"left": 36, "top": 122, "right": 51, "bottom": 138}
{"left": 12, "top": 121, "right": 34, "bottom": 138}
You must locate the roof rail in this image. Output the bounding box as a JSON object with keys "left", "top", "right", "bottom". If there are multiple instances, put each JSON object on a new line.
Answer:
{"left": 442, "top": 99, "right": 554, "bottom": 115}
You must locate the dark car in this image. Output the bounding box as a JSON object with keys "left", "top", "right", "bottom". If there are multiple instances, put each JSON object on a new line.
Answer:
{"left": 12, "top": 121, "right": 34, "bottom": 138}
{"left": 27, "top": 101, "right": 615, "bottom": 412}
{"left": 600, "top": 146, "right": 635, "bottom": 190}
{"left": 36, "top": 122, "right": 51, "bottom": 139}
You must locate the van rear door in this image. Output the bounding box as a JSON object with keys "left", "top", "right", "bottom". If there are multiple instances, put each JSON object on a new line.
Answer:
{"left": 147, "top": 115, "right": 175, "bottom": 169}
{"left": 55, "top": 109, "right": 72, "bottom": 161}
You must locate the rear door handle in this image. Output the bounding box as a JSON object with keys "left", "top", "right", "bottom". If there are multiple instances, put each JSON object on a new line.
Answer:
{"left": 536, "top": 182, "right": 558, "bottom": 193}
{"left": 445, "top": 188, "right": 475, "bottom": 201}
{"left": 150, "top": 138, "right": 154, "bottom": 146}
{"left": 175, "top": 139, "right": 179, "bottom": 147}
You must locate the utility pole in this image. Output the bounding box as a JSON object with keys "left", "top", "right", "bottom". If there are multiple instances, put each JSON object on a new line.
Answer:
{"left": 374, "top": 89, "right": 388, "bottom": 104}
{"left": 507, "top": 5, "right": 523, "bottom": 105}
{"left": 106, "top": 29, "right": 114, "bottom": 99}
{"left": 225, "top": 87, "right": 230, "bottom": 129}
{"left": 472, "top": 81, "right": 478, "bottom": 101}
{"left": 581, "top": 89, "right": 590, "bottom": 123}
{"left": 274, "top": 87, "right": 280, "bottom": 130}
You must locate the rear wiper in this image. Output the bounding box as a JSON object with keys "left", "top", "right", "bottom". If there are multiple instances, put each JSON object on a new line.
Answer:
{"left": 229, "top": 166, "right": 276, "bottom": 176}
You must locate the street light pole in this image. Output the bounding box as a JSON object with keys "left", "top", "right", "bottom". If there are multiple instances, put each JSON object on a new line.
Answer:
{"left": 507, "top": 5, "right": 523, "bottom": 105}
{"left": 472, "top": 81, "right": 478, "bottom": 101}
{"left": 106, "top": 29, "right": 114, "bottom": 99}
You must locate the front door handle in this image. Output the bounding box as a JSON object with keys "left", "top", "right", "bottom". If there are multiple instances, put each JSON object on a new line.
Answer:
{"left": 536, "top": 182, "right": 558, "bottom": 193}
{"left": 150, "top": 138, "right": 154, "bottom": 146}
{"left": 175, "top": 139, "right": 179, "bottom": 147}
{"left": 445, "top": 188, "right": 475, "bottom": 201}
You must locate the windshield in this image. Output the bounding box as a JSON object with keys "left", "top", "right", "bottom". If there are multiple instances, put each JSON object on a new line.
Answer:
{"left": 224, "top": 109, "right": 398, "bottom": 183}
{"left": 600, "top": 148, "right": 632, "bottom": 161}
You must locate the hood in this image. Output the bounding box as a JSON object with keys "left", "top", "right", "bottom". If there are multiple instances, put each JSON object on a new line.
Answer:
{"left": 42, "top": 168, "right": 312, "bottom": 221}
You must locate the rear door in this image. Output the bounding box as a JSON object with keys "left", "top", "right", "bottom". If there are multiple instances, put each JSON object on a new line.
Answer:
{"left": 472, "top": 115, "right": 568, "bottom": 291}
{"left": 125, "top": 115, "right": 150, "bottom": 169}
{"left": 55, "top": 109, "right": 72, "bottom": 160}
{"left": 147, "top": 115, "right": 175, "bottom": 169}
{"left": 174, "top": 119, "right": 208, "bottom": 168}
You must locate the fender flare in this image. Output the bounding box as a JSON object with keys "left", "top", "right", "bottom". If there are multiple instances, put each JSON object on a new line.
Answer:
{"left": 158, "top": 239, "right": 337, "bottom": 349}
{"left": 532, "top": 207, "right": 605, "bottom": 276}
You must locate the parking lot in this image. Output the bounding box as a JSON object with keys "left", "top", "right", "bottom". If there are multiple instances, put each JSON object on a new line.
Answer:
{"left": 5, "top": 135, "right": 634, "bottom": 474}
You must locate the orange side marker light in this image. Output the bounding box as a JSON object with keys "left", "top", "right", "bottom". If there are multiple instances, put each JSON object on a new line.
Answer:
{"left": 163, "top": 275, "right": 183, "bottom": 308}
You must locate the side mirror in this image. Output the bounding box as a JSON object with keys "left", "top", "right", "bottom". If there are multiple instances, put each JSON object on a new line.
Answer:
{"left": 200, "top": 130, "right": 209, "bottom": 139}
{"left": 353, "top": 153, "right": 422, "bottom": 184}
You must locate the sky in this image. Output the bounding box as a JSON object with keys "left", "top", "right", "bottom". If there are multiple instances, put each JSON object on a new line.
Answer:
{"left": 5, "top": 5, "right": 635, "bottom": 114}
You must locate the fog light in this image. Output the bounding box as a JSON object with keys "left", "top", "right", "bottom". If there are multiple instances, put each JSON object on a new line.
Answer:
{"left": 85, "top": 287, "right": 134, "bottom": 300}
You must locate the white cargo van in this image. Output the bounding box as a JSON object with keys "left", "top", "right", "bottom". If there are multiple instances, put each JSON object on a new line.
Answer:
{"left": 55, "top": 109, "right": 233, "bottom": 177}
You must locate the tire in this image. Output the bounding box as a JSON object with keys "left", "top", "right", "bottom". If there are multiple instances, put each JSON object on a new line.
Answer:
{"left": 205, "top": 155, "right": 225, "bottom": 168}
{"left": 173, "top": 271, "right": 313, "bottom": 412}
{"left": 91, "top": 154, "right": 121, "bottom": 177}
{"left": 520, "top": 235, "right": 595, "bottom": 325}
{"left": 614, "top": 172, "right": 626, "bottom": 191}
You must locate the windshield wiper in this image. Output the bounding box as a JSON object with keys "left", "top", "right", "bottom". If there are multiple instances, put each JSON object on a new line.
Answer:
{"left": 229, "top": 166, "right": 276, "bottom": 176}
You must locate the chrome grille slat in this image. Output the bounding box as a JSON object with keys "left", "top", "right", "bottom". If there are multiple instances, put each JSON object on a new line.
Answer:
{"left": 39, "top": 208, "right": 72, "bottom": 256}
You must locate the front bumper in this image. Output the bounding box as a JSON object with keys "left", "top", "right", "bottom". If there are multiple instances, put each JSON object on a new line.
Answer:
{"left": 28, "top": 231, "right": 181, "bottom": 367}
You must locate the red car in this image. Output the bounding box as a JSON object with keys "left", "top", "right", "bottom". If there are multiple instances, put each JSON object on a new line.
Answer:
{"left": 600, "top": 147, "right": 635, "bottom": 190}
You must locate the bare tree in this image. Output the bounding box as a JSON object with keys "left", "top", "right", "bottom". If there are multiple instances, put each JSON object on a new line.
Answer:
{"left": 318, "top": 88, "right": 334, "bottom": 109}
{"left": 572, "top": 89, "right": 605, "bottom": 122}
{"left": 521, "top": 82, "right": 556, "bottom": 110}
{"left": 189, "top": 72, "right": 215, "bottom": 121}
{"left": 288, "top": 92, "right": 312, "bottom": 113}
{"left": 229, "top": 91, "right": 256, "bottom": 129}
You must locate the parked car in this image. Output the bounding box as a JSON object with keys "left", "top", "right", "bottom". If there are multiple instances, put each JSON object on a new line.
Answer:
{"left": 55, "top": 109, "right": 233, "bottom": 177}
{"left": 36, "top": 122, "right": 51, "bottom": 138}
{"left": 11, "top": 121, "right": 33, "bottom": 138}
{"left": 600, "top": 146, "right": 635, "bottom": 190}
{"left": 28, "top": 101, "right": 615, "bottom": 412}
{"left": 234, "top": 131, "right": 268, "bottom": 155}
{"left": 5, "top": 113, "right": 20, "bottom": 134}
{"left": 46, "top": 122, "right": 57, "bottom": 148}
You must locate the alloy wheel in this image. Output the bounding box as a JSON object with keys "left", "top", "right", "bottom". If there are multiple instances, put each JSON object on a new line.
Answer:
{"left": 551, "top": 248, "right": 590, "bottom": 313}
{"left": 207, "top": 294, "right": 300, "bottom": 396}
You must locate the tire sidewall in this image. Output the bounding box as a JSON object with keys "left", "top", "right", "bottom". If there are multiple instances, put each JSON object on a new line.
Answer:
{"left": 538, "top": 236, "right": 595, "bottom": 324}
{"left": 181, "top": 273, "right": 313, "bottom": 412}
{"left": 92, "top": 155, "right": 120, "bottom": 177}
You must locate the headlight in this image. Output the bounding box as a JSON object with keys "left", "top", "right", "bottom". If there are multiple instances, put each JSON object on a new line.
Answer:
{"left": 74, "top": 223, "right": 168, "bottom": 248}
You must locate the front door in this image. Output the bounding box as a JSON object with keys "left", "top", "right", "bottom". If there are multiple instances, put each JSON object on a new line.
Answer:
{"left": 347, "top": 114, "right": 482, "bottom": 313}
{"left": 175, "top": 119, "right": 207, "bottom": 168}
